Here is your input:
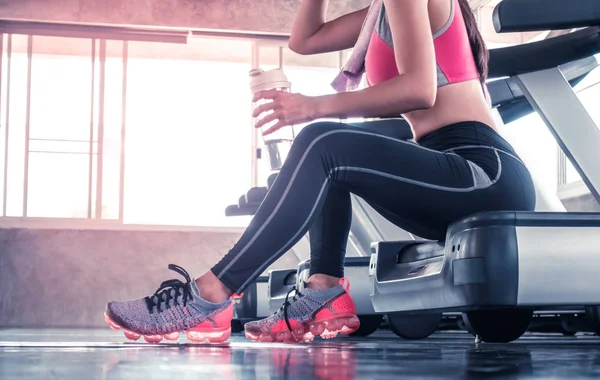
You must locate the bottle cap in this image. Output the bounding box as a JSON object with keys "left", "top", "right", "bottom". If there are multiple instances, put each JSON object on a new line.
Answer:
{"left": 249, "top": 68, "right": 290, "bottom": 94}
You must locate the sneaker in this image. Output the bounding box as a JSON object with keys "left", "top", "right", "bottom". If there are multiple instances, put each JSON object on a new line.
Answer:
{"left": 104, "top": 264, "right": 234, "bottom": 344}
{"left": 244, "top": 278, "right": 360, "bottom": 343}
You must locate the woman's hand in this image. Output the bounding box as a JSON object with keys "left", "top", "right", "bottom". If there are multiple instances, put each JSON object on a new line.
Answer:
{"left": 253, "top": 90, "right": 320, "bottom": 135}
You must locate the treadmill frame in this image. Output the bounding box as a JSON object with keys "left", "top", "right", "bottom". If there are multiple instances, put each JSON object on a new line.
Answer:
{"left": 515, "top": 66, "right": 600, "bottom": 202}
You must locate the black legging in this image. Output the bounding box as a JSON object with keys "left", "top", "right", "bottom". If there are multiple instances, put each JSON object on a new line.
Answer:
{"left": 211, "top": 120, "right": 536, "bottom": 294}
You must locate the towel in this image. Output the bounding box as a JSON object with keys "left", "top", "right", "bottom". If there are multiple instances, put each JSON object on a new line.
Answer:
{"left": 330, "top": 0, "right": 383, "bottom": 92}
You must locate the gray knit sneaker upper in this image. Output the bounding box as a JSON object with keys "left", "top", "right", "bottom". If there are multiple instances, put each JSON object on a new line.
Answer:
{"left": 106, "top": 264, "right": 231, "bottom": 335}
{"left": 244, "top": 284, "right": 346, "bottom": 335}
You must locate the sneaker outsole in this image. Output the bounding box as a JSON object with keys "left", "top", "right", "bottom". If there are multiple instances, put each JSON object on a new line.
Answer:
{"left": 104, "top": 312, "right": 231, "bottom": 344}
{"left": 244, "top": 314, "right": 360, "bottom": 343}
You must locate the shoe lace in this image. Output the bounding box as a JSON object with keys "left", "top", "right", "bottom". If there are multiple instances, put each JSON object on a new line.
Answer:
{"left": 144, "top": 264, "right": 193, "bottom": 314}
{"left": 279, "top": 283, "right": 306, "bottom": 332}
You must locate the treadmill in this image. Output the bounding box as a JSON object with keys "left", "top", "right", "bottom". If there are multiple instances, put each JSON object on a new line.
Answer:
{"left": 370, "top": 0, "right": 600, "bottom": 343}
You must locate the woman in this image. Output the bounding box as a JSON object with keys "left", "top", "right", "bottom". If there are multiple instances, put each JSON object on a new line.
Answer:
{"left": 105, "top": 0, "right": 536, "bottom": 344}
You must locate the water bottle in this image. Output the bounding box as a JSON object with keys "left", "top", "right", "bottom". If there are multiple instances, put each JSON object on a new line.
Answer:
{"left": 249, "top": 68, "right": 295, "bottom": 171}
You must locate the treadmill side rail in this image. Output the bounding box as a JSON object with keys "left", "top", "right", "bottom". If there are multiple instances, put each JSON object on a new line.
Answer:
{"left": 516, "top": 226, "right": 600, "bottom": 306}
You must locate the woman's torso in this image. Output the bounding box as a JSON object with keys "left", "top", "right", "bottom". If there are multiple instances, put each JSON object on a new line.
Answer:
{"left": 365, "top": 0, "right": 497, "bottom": 140}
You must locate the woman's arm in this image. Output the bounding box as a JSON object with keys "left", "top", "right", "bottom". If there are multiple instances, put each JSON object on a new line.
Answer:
{"left": 316, "top": 0, "right": 437, "bottom": 118}
{"left": 289, "top": 1, "right": 370, "bottom": 55}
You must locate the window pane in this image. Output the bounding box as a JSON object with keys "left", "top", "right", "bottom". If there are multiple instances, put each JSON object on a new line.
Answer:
{"left": 27, "top": 152, "right": 89, "bottom": 217}
{"left": 498, "top": 112, "right": 559, "bottom": 194}
{"left": 25, "top": 35, "right": 94, "bottom": 218}
{"left": 5, "top": 35, "right": 29, "bottom": 217}
{"left": 29, "top": 36, "right": 92, "bottom": 141}
{"left": 124, "top": 39, "right": 252, "bottom": 227}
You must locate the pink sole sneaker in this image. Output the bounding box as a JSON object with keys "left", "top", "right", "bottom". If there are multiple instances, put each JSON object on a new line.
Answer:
{"left": 104, "top": 312, "right": 232, "bottom": 344}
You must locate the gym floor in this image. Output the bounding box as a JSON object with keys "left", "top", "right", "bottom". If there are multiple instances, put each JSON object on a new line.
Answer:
{"left": 2, "top": 329, "right": 600, "bottom": 379}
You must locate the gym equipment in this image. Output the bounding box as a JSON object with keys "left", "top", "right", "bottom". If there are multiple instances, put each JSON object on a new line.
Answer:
{"left": 231, "top": 269, "right": 299, "bottom": 330}
{"left": 528, "top": 311, "right": 592, "bottom": 336}
{"left": 370, "top": 1, "right": 600, "bottom": 343}
{"left": 267, "top": 172, "right": 278, "bottom": 189}
{"left": 267, "top": 269, "right": 298, "bottom": 314}
{"left": 245, "top": 187, "right": 268, "bottom": 205}
{"left": 233, "top": 276, "right": 270, "bottom": 329}
{"left": 492, "top": 0, "right": 600, "bottom": 33}
{"left": 489, "top": 56, "right": 598, "bottom": 124}
{"left": 296, "top": 258, "right": 384, "bottom": 337}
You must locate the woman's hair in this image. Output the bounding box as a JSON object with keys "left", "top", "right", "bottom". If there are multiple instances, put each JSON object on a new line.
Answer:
{"left": 457, "top": 0, "right": 489, "bottom": 85}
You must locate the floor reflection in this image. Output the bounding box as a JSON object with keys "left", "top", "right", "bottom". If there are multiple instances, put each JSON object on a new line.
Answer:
{"left": 464, "top": 347, "right": 534, "bottom": 378}
{"left": 101, "top": 342, "right": 359, "bottom": 380}
{"left": 3, "top": 330, "right": 600, "bottom": 379}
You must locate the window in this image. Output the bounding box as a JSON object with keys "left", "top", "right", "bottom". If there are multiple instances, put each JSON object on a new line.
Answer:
{"left": 498, "top": 112, "right": 559, "bottom": 193}
{"left": 0, "top": 34, "right": 127, "bottom": 219}
{"left": 123, "top": 38, "right": 252, "bottom": 227}
{"left": 0, "top": 29, "right": 355, "bottom": 227}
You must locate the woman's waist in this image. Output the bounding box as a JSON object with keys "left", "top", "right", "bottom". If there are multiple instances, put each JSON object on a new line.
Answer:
{"left": 405, "top": 81, "right": 496, "bottom": 138}
{"left": 416, "top": 121, "right": 518, "bottom": 156}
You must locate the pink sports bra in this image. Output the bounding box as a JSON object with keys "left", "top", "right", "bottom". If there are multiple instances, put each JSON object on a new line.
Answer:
{"left": 365, "top": 0, "right": 479, "bottom": 87}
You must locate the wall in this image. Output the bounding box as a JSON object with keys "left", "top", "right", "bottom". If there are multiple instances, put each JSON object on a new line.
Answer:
{"left": 0, "top": 0, "right": 370, "bottom": 34}
{"left": 0, "top": 227, "right": 300, "bottom": 327}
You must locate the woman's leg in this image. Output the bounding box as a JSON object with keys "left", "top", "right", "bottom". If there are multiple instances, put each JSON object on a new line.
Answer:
{"left": 208, "top": 121, "right": 494, "bottom": 296}
{"left": 106, "top": 120, "right": 534, "bottom": 343}
{"left": 306, "top": 183, "right": 352, "bottom": 288}
{"left": 305, "top": 119, "right": 413, "bottom": 290}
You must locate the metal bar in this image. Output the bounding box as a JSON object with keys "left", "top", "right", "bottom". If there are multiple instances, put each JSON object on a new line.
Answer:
{"left": 515, "top": 67, "right": 600, "bottom": 202}
{"left": 191, "top": 30, "right": 288, "bottom": 42}
{"left": 0, "top": 21, "right": 189, "bottom": 44}
{"left": 96, "top": 39, "right": 106, "bottom": 219}
{"left": 118, "top": 40, "right": 128, "bottom": 222}
{"left": 346, "top": 232, "right": 367, "bottom": 257}
{"left": 0, "top": 20, "right": 290, "bottom": 44}
{"left": 88, "top": 38, "right": 96, "bottom": 219}
{"left": 30, "top": 137, "right": 96, "bottom": 143}
{"left": 250, "top": 42, "right": 260, "bottom": 188}
{"left": 29, "top": 150, "right": 95, "bottom": 155}
{"left": 2, "top": 35, "right": 11, "bottom": 217}
{"left": 22, "top": 35, "right": 32, "bottom": 217}
{"left": 278, "top": 46, "right": 283, "bottom": 69}
{"left": 469, "top": 0, "right": 495, "bottom": 9}
{"left": 557, "top": 146, "right": 567, "bottom": 188}
{"left": 574, "top": 80, "right": 600, "bottom": 94}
